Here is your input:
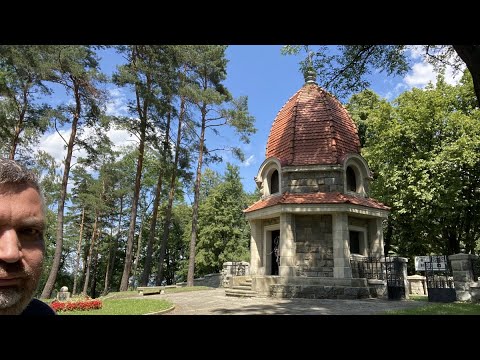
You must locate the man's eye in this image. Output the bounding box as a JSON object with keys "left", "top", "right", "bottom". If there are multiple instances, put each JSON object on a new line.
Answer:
{"left": 19, "top": 228, "right": 41, "bottom": 237}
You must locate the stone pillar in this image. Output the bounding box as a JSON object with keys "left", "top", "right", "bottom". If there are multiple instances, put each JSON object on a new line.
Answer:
{"left": 249, "top": 220, "right": 263, "bottom": 275}
{"left": 449, "top": 253, "right": 477, "bottom": 301}
{"left": 332, "top": 213, "right": 352, "bottom": 278}
{"left": 279, "top": 213, "right": 296, "bottom": 277}
{"left": 368, "top": 218, "right": 384, "bottom": 257}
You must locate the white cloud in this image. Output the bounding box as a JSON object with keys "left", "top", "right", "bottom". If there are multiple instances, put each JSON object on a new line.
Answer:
{"left": 404, "top": 62, "right": 437, "bottom": 87}
{"left": 404, "top": 47, "right": 465, "bottom": 89}
{"left": 37, "top": 130, "right": 69, "bottom": 165}
{"left": 106, "top": 127, "right": 137, "bottom": 152}
{"left": 37, "top": 124, "right": 137, "bottom": 167}
{"left": 106, "top": 87, "right": 129, "bottom": 116}
{"left": 407, "top": 45, "right": 425, "bottom": 60}
{"left": 241, "top": 154, "right": 255, "bottom": 167}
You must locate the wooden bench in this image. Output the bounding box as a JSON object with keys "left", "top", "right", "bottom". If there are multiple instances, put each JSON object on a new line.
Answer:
{"left": 137, "top": 286, "right": 165, "bottom": 296}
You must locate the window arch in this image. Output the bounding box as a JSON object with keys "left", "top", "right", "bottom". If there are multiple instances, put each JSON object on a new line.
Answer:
{"left": 343, "top": 154, "right": 371, "bottom": 197}
{"left": 270, "top": 170, "right": 279, "bottom": 194}
{"left": 346, "top": 166, "right": 357, "bottom": 192}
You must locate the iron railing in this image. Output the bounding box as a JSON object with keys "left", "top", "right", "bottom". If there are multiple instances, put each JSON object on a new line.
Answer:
{"left": 350, "top": 256, "right": 385, "bottom": 280}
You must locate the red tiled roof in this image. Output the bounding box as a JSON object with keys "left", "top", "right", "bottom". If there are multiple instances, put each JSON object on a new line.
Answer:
{"left": 266, "top": 83, "right": 360, "bottom": 166}
{"left": 244, "top": 192, "right": 390, "bottom": 213}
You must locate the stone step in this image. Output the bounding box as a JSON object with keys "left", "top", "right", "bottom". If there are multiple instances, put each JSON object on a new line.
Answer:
{"left": 225, "top": 289, "right": 257, "bottom": 297}
{"left": 244, "top": 278, "right": 252, "bottom": 283}
{"left": 233, "top": 285, "right": 252, "bottom": 290}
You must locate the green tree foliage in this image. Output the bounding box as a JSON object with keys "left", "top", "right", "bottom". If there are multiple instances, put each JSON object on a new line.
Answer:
{"left": 0, "top": 45, "right": 51, "bottom": 161}
{"left": 184, "top": 45, "right": 256, "bottom": 285}
{"left": 195, "top": 164, "right": 250, "bottom": 276}
{"left": 283, "top": 45, "right": 480, "bottom": 107}
{"left": 347, "top": 71, "right": 480, "bottom": 268}
{"left": 41, "top": 45, "right": 107, "bottom": 299}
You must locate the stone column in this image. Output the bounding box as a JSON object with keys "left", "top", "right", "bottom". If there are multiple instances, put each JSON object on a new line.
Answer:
{"left": 279, "top": 213, "right": 296, "bottom": 277}
{"left": 449, "top": 253, "right": 477, "bottom": 301}
{"left": 332, "top": 213, "right": 352, "bottom": 278}
{"left": 368, "top": 218, "right": 384, "bottom": 257}
{"left": 249, "top": 220, "right": 263, "bottom": 275}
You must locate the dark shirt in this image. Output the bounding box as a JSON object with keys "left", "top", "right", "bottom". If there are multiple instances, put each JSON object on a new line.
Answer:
{"left": 21, "top": 298, "right": 56, "bottom": 315}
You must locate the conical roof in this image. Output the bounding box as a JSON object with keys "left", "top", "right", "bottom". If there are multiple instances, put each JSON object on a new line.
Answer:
{"left": 266, "top": 83, "right": 360, "bottom": 166}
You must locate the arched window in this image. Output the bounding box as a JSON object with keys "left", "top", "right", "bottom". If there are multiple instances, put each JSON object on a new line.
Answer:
{"left": 346, "top": 166, "right": 357, "bottom": 192}
{"left": 270, "top": 170, "right": 279, "bottom": 194}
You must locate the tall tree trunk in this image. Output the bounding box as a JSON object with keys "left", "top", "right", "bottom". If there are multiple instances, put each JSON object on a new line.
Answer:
{"left": 41, "top": 82, "right": 81, "bottom": 299}
{"left": 9, "top": 87, "right": 28, "bottom": 160}
{"left": 156, "top": 97, "right": 185, "bottom": 285}
{"left": 131, "top": 211, "right": 145, "bottom": 289}
{"left": 83, "top": 212, "right": 99, "bottom": 295}
{"left": 141, "top": 103, "right": 172, "bottom": 286}
{"left": 104, "top": 196, "right": 123, "bottom": 294}
{"left": 120, "top": 46, "right": 149, "bottom": 291}
{"left": 187, "top": 105, "right": 207, "bottom": 286}
{"left": 453, "top": 45, "right": 480, "bottom": 107}
{"left": 72, "top": 208, "right": 85, "bottom": 295}
{"left": 90, "top": 248, "right": 99, "bottom": 298}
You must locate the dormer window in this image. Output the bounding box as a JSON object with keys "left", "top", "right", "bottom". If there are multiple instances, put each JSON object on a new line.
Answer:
{"left": 346, "top": 166, "right": 357, "bottom": 192}
{"left": 270, "top": 170, "right": 279, "bottom": 194}
{"left": 343, "top": 154, "right": 370, "bottom": 197}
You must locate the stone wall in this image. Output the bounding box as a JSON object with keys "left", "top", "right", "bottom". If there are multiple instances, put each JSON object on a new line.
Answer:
{"left": 449, "top": 253, "right": 479, "bottom": 302}
{"left": 176, "top": 273, "right": 221, "bottom": 288}
{"left": 282, "top": 170, "right": 343, "bottom": 194}
{"left": 294, "top": 214, "right": 333, "bottom": 277}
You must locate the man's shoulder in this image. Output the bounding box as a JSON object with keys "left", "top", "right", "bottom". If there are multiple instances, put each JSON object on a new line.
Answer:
{"left": 21, "top": 298, "right": 56, "bottom": 315}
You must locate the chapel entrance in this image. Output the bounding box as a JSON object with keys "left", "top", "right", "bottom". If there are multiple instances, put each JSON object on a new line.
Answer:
{"left": 271, "top": 230, "right": 280, "bottom": 275}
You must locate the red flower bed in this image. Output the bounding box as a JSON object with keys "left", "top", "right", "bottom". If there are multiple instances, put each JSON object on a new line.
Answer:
{"left": 51, "top": 298, "right": 103, "bottom": 312}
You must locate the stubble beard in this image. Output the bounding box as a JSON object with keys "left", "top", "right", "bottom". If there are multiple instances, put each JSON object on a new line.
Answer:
{"left": 0, "top": 265, "right": 42, "bottom": 315}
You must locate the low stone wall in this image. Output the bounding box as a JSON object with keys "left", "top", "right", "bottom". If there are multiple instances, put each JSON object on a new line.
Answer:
{"left": 177, "top": 273, "right": 221, "bottom": 288}
{"left": 269, "top": 284, "right": 371, "bottom": 299}
{"left": 253, "top": 275, "right": 370, "bottom": 299}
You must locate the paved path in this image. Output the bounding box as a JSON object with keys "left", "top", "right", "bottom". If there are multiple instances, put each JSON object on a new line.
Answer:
{"left": 148, "top": 288, "right": 430, "bottom": 315}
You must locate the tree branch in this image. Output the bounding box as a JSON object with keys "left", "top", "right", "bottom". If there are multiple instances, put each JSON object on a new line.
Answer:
{"left": 54, "top": 118, "right": 69, "bottom": 147}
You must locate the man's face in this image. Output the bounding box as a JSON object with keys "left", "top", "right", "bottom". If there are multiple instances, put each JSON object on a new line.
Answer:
{"left": 0, "top": 184, "right": 45, "bottom": 315}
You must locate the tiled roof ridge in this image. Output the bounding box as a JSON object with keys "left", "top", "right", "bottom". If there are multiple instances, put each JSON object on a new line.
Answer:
{"left": 244, "top": 191, "right": 391, "bottom": 213}
{"left": 265, "top": 88, "right": 302, "bottom": 159}
{"left": 320, "top": 87, "right": 338, "bottom": 162}
{"left": 290, "top": 87, "right": 304, "bottom": 164}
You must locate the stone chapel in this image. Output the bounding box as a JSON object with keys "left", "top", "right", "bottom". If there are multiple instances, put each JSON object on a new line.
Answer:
{"left": 242, "top": 73, "right": 391, "bottom": 299}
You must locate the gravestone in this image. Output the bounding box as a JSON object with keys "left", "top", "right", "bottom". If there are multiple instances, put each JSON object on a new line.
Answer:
{"left": 57, "top": 286, "right": 71, "bottom": 301}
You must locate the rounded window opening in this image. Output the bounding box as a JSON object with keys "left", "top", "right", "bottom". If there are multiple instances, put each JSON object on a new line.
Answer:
{"left": 346, "top": 166, "right": 357, "bottom": 192}
{"left": 270, "top": 170, "right": 279, "bottom": 194}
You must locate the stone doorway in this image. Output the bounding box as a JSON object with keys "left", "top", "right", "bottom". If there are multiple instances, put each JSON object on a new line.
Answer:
{"left": 271, "top": 230, "right": 280, "bottom": 275}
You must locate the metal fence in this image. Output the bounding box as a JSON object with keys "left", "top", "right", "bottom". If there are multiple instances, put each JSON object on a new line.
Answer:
{"left": 350, "top": 257, "right": 385, "bottom": 280}
{"left": 424, "top": 257, "right": 456, "bottom": 302}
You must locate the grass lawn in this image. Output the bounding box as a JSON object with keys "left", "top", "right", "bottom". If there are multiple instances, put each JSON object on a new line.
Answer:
{"left": 47, "top": 286, "right": 212, "bottom": 315}
{"left": 56, "top": 298, "right": 173, "bottom": 315}
{"left": 386, "top": 301, "right": 480, "bottom": 315}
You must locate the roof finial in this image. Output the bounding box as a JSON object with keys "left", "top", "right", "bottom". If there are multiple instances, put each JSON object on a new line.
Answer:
{"left": 303, "top": 49, "right": 317, "bottom": 85}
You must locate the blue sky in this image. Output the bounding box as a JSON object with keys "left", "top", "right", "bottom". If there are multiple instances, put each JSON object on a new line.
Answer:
{"left": 37, "top": 45, "right": 463, "bottom": 195}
